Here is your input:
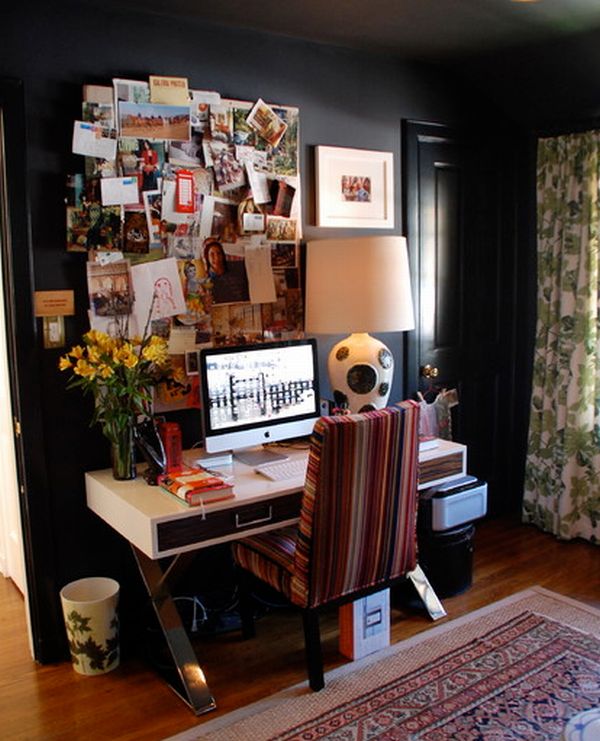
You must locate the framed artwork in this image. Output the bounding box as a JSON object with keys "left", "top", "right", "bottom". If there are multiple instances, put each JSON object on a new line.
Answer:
{"left": 315, "top": 146, "right": 394, "bottom": 228}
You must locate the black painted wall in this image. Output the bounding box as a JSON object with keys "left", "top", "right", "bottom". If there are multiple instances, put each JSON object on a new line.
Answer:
{"left": 2, "top": 2, "right": 480, "bottom": 660}
{"left": 8, "top": 0, "right": 594, "bottom": 663}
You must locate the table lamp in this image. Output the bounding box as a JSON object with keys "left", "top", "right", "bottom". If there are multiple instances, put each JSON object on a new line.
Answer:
{"left": 305, "top": 236, "right": 415, "bottom": 413}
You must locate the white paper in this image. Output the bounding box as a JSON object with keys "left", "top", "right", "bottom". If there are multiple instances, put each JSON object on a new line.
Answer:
{"left": 100, "top": 176, "right": 139, "bottom": 206}
{"left": 168, "top": 326, "right": 198, "bottom": 354}
{"left": 243, "top": 212, "right": 265, "bottom": 232}
{"left": 130, "top": 257, "right": 186, "bottom": 331}
{"left": 189, "top": 89, "right": 222, "bottom": 106}
{"left": 245, "top": 241, "right": 276, "bottom": 304}
{"left": 95, "top": 251, "right": 124, "bottom": 265}
{"left": 72, "top": 121, "right": 117, "bottom": 160}
{"left": 245, "top": 163, "right": 271, "bottom": 205}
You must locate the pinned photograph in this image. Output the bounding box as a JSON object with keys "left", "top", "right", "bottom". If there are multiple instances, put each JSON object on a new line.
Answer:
{"left": 209, "top": 142, "right": 246, "bottom": 192}
{"left": 203, "top": 238, "right": 250, "bottom": 305}
{"left": 87, "top": 260, "right": 132, "bottom": 317}
{"left": 82, "top": 101, "right": 115, "bottom": 131}
{"left": 246, "top": 98, "right": 287, "bottom": 148}
{"left": 232, "top": 104, "right": 256, "bottom": 146}
{"left": 118, "top": 102, "right": 190, "bottom": 141}
{"left": 143, "top": 189, "right": 162, "bottom": 242}
{"left": 113, "top": 78, "right": 150, "bottom": 105}
{"left": 66, "top": 175, "right": 123, "bottom": 252}
{"left": 209, "top": 104, "right": 233, "bottom": 143}
{"left": 85, "top": 156, "right": 118, "bottom": 180}
{"left": 271, "top": 106, "right": 299, "bottom": 176}
{"left": 271, "top": 243, "right": 297, "bottom": 268}
{"left": 265, "top": 215, "right": 297, "bottom": 243}
{"left": 269, "top": 179, "right": 296, "bottom": 217}
{"left": 200, "top": 196, "right": 239, "bottom": 243}
{"left": 176, "top": 258, "right": 212, "bottom": 326}
{"left": 123, "top": 210, "right": 150, "bottom": 254}
{"left": 168, "top": 133, "right": 203, "bottom": 166}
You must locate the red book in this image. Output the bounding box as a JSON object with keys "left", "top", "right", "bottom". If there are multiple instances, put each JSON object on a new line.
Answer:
{"left": 158, "top": 466, "right": 234, "bottom": 506}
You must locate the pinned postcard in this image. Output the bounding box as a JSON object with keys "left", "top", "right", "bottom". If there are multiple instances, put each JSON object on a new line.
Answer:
{"left": 190, "top": 89, "right": 219, "bottom": 131}
{"left": 113, "top": 78, "right": 150, "bottom": 105}
{"left": 149, "top": 75, "right": 189, "bottom": 106}
{"left": 72, "top": 121, "right": 117, "bottom": 160}
{"left": 100, "top": 176, "right": 139, "bottom": 206}
{"left": 246, "top": 99, "right": 287, "bottom": 148}
{"left": 87, "top": 260, "right": 133, "bottom": 318}
{"left": 118, "top": 102, "right": 190, "bottom": 141}
{"left": 83, "top": 85, "right": 114, "bottom": 105}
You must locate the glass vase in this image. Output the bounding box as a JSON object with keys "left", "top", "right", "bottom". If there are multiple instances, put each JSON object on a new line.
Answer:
{"left": 110, "top": 424, "right": 136, "bottom": 480}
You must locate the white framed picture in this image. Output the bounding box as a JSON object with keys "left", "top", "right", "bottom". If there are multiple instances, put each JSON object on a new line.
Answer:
{"left": 315, "top": 146, "right": 394, "bottom": 228}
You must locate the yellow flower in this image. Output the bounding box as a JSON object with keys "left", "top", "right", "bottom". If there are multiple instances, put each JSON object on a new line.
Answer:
{"left": 98, "top": 363, "right": 114, "bottom": 378}
{"left": 74, "top": 359, "right": 96, "bottom": 379}
{"left": 87, "top": 346, "right": 101, "bottom": 364}
{"left": 70, "top": 345, "right": 85, "bottom": 360}
{"left": 59, "top": 355, "right": 72, "bottom": 371}
{"left": 123, "top": 351, "right": 138, "bottom": 369}
{"left": 142, "top": 337, "right": 169, "bottom": 365}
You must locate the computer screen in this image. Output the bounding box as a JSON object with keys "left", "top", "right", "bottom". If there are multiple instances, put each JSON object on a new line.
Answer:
{"left": 199, "top": 339, "right": 320, "bottom": 463}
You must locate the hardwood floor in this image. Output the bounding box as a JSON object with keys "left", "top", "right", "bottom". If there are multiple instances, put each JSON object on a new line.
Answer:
{"left": 2, "top": 515, "right": 599, "bottom": 741}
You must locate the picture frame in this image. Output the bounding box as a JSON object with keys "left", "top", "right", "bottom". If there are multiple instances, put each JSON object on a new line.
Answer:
{"left": 315, "top": 145, "right": 394, "bottom": 228}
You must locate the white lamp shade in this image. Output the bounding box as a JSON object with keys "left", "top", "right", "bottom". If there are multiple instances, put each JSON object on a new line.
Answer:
{"left": 305, "top": 236, "right": 415, "bottom": 335}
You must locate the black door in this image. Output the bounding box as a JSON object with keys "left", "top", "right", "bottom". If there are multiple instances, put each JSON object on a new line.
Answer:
{"left": 0, "top": 77, "right": 63, "bottom": 661}
{"left": 403, "top": 120, "right": 526, "bottom": 515}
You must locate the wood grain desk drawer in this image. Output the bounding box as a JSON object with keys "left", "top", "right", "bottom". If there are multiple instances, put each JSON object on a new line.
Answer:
{"left": 157, "top": 491, "right": 303, "bottom": 552}
{"left": 418, "top": 452, "right": 465, "bottom": 487}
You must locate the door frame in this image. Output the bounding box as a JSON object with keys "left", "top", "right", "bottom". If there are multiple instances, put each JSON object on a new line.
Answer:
{"left": 0, "top": 77, "right": 62, "bottom": 662}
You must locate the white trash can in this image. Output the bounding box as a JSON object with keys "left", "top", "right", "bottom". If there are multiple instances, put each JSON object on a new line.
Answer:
{"left": 60, "top": 576, "right": 120, "bottom": 676}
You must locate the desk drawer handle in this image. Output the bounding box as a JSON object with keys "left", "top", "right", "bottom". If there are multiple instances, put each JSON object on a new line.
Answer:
{"left": 235, "top": 506, "right": 273, "bottom": 528}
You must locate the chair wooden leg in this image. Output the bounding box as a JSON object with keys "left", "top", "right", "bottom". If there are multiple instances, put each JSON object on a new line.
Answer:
{"left": 236, "top": 568, "right": 256, "bottom": 639}
{"left": 302, "top": 609, "right": 324, "bottom": 691}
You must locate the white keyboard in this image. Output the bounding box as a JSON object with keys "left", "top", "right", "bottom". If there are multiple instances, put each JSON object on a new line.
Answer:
{"left": 255, "top": 458, "right": 307, "bottom": 481}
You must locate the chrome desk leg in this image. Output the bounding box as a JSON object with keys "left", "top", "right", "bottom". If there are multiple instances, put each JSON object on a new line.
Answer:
{"left": 131, "top": 545, "right": 217, "bottom": 715}
{"left": 407, "top": 564, "right": 447, "bottom": 621}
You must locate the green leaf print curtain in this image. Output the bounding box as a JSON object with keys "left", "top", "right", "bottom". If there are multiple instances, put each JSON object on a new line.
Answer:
{"left": 523, "top": 131, "right": 600, "bottom": 543}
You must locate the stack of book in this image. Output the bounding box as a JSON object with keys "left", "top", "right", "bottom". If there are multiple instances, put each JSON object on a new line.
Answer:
{"left": 158, "top": 466, "right": 234, "bottom": 507}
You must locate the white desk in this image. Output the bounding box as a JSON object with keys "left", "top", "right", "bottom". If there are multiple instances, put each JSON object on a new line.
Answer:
{"left": 86, "top": 447, "right": 308, "bottom": 560}
{"left": 85, "top": 438, "right": 466, "bottom": 715}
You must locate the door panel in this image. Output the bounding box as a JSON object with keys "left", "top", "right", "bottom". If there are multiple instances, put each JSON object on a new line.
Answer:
{"left": 403, "top": 120, "right": 521, "bottom": 515}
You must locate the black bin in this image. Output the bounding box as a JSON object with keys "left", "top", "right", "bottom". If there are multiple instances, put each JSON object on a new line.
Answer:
{"left": 418, "top": 523, "right": 475, "bottom": 597}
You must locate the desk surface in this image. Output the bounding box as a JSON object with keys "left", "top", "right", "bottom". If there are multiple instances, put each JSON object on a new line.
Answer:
{"left": 86, "top": 438, "right": 467, "bottom": 560}
{"left": 86, "top": 446, "right": 309, "bottom": 559}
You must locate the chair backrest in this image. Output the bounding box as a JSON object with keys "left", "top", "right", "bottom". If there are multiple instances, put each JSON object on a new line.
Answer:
{"left": 290, "top": 401, "right": 420, "bottom": 608}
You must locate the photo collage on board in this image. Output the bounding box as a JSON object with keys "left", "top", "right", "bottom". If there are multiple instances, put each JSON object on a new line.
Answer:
{"left": 67, "top": 75, "right": 303, "bottom": 411}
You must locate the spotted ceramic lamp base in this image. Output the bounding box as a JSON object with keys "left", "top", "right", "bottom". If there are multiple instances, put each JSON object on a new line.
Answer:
{"left": 327, "top": 333, "right": 394, "bottom": 413}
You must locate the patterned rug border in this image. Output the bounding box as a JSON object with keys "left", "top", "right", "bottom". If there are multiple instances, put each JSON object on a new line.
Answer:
{"left": 165, "top": 587, "right": 600, "bottom": 741}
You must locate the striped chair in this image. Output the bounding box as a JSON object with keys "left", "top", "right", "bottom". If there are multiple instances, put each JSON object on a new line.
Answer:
{"left": 233, "top": 401, "right": 441, "bottom": 690}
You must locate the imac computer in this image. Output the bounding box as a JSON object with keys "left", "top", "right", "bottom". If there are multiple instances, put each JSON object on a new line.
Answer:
{"left": 198, "top": 339, "right": 320, "bottom": 466}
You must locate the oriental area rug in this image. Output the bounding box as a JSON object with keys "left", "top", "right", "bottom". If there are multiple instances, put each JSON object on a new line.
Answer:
{"left": 166, "top": 587, "right": 600, "bottom": 741}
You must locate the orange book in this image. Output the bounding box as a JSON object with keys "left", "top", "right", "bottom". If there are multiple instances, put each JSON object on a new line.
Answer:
{"left": 158, "top": 466, "right": 234, "bottom": 506}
